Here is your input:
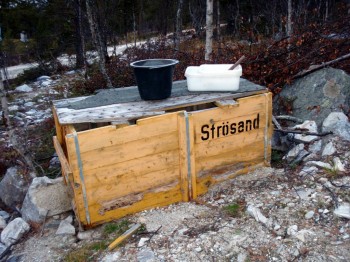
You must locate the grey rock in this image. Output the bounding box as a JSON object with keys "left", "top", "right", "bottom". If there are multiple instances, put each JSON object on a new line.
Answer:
{"left": 77, "top": 230, "right": 95, "bottom": 240}
{"left": 274, "top": 68, "right": 350, "bottom": 127}
{"left": 138, "top": 237, "right": 150, "bottom": 247}
{"left": 271, "top": 131, "right": 291, "bottom": 151}
{"left": 0, "top": 210, "right": 10, "bottom": 221}
{"left": 0, "top": 243, "right": 8, "bottom": 257}
{"left": 8, "top": 105, "right": 19, "bottom": 111}
{"left": 49, "top": 154, "right": 60, "bottom": 169}
{"left": 56, "top": 220, "right": 76, "bottom": 235}
{"left": 284, "top": 144, "right": 305, "bottom": 163}
{"left": 237, "top": 252, "right": 248, "bottom": 262}
{"left": 287, "top": 225, "right": 298, "bottom": 236}
{"left": 25, "top": 109, "right": 37, "bottom": 115}
{"left": 322, "top": 141, "right": 337, "bottom": 156}
{"left": 309, "top": 140, "right": 322, "bottom": 153}
{"left": 24, "top": 102, "right": 35, "bottom": 108}
{"left": 63, "top": 215, "right": 73, "bottom": 224}
{"left": 21, "top": 176, "right": 72, "bottom": 223}
{"left": 0, "top": 167, "right": 31, "bottom": 207}
{"left": 36, "top": 75, "right": 51, "bottom": 81}
{"left": 137, "top": 249, "right": 155, "bottom": 262}
{"left": 333, "top": 157, "right": 345, "bottom": 172}
{"left": 195, "top": 246, "right": 202, "bottom": 252}
{"left": 247, "top": 205, "right": 270, "bottom": 226}
{"left": 299, "top": 166, "right": 318, "bottom": 177}
{"left": 295, "top": 229, "right": 314, "bottom": 242}
{"left": 101, "top": 252, "right": 121, "bottom": 262}
{"left": 322, "top": 112, "right": 350, "bottom": 141}
{"left": 292, "top": 121, "right": 318, "bottom": 143}
{"left": 306, "top": 161, "right": 332, "bottom": 170}
{"left": 0, "top": 218, "right": 30, "bottom": 246}
{"left": 15, "top": 84, "right": 33, "bottom": 92}
{"left": 55, "top": 235, "right": 77, "bottom": 248}
{"left": 333, "top": 203, "right": 350, "bottom": 219}
{"left": 0, "top": 216, "right": 7, "bottom": 229}
{"left": 305, "top": 211, "right": 315, "bottom": 219}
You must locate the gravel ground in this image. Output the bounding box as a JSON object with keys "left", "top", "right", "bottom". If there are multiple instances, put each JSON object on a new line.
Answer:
{"left": 2, "top": 73, "right": 350, "bottom": 262}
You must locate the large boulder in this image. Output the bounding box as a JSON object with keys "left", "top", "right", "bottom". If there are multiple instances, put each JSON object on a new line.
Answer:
{"left": 21, "top": 176, "right": 72, "bottom": 223}
{"left": 0, "top": 167, "right": 31, "bottom": 208}
{"left": 0, "top": 217, "right": 30, "bottom": 247}
{"left": 274, "top": 68, "right": 350, "bottom": 127}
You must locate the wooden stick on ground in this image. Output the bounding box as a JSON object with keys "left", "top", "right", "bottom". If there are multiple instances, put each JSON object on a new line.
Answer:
{"left": 108, "top": 223, "right": 141, "bottom": 251}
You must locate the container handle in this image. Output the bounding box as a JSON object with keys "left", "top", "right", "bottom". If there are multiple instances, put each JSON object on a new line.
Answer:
{"left": 228, "top": 56, "right": 245, "bottom": 70}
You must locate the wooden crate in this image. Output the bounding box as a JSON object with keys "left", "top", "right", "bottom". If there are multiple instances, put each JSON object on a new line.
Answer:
{"left": 52, "top": 80, "right": 272, "bottom": 228}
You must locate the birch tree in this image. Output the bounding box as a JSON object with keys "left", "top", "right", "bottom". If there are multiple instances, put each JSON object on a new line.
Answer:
{"left": 174, "top": 0, "right": 184, "bottom": 52}
{"left": 73, "top": 0, "right": 86, "bottom": 71}
{"left": 287, "top": 0, "right": 293, "bottom": 37}
{"left": 85, "top": 0, "right": 113, "bottom": 88}
{"left": 205, "top": 0, "right": 214, "bottom": 61}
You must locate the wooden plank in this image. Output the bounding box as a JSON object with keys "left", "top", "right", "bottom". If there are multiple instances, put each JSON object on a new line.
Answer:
{"left": 67, "top": 112, "right": 178, "bottom": 153}
{"left": 52, "top": 107, "right": 64, "bottom": 145}
{"left": 53, "top": 136, "right": 72, "bottom": 184}
{"left": 86, "top": 165, "right": 180, "bottom": 201}
{"left": 67, "top": 131, "right": 179, "bottom": 172}
{"left": 83, "top": 149, "right": 179, "bottom": 188}
{"left": 195, "top": 162, "right": 266, "bottom": 196}
{"left": 54, "top": 91, "right": 268, "bottom": 125}
{"left": 194, "top": 127, "right": 265, "bottom": 159}
{"left": 195, "top": 142, "right": 265, "bottom": 174}
{"left": 86, "top": 184, "right": 183, "bottom": 227}
{"left": 192, "top": 94, "right": 269, "bottom": 126}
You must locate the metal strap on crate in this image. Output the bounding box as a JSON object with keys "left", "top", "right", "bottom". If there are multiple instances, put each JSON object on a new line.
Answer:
{"left": 263, "top": 93, "right": 270, "bottom": 161}
{"left": 73, "top": 131, "right": 91, "bottom": 225}
{"left": 184, "top": 111, "right": 193, "bottom": 199}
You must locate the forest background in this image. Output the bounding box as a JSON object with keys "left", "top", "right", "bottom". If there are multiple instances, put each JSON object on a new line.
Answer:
{"left": 0, "top": 0, "right": 350, "bottom": 95}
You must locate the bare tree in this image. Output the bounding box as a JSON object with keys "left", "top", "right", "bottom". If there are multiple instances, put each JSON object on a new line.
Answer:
{"left": 189, "top": 0, "right": 206, "bottom": 37}
{"left": 287, "top": 0, "right": 293, "bottom": 37}
{"left": 73, "top": 0, "right": 87, "bottom": 71}
{"left": 205, "top": 0, "right": 214, "bottom": 61}
{"left": 174, "top": 0, "right": 184, "bottom": 52}
{"left": 85, "top": 0, "right": 113, "bottom": 88}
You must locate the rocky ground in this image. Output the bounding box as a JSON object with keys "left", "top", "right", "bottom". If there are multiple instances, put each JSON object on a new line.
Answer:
{"left": 1, "top": 68, "right": 350, "bottom": 261}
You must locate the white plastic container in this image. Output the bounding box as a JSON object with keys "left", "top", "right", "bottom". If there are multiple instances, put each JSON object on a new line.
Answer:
{"left": 185, "top": 64, "right": 242, "bottom": 91}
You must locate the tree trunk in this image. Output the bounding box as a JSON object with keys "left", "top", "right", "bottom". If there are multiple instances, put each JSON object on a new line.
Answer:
{"left": 325, "top": 0, "right": 329, "bottom": 22}
{"left": 74, "top": 0, "right": 87, "bottom": 71}
{"left": 85, "top": 0, "right": 113, "bottom": 88}
{"left": 174, "top": 0, "right": 184, "bottom": 52}
{"left": 235, "top": 0, "right": 240, "bottom": 37}
{"left": 287, "top": 0, "right": 293, "bottom": 37}
{"left": 205, "top": 0, "right": 213, "bottom": 61}
{"left": 216, "top": 0, "right": 221, "bottom": 56}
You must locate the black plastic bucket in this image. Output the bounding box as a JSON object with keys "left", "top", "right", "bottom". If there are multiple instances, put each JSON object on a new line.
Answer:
{"left": 130, "top": 59, "right": 179, "bottom": 100}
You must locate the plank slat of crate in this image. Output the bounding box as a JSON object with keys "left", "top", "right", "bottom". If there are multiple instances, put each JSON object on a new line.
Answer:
{"left": 53, "top": 80, "right": 267, "bottom": 125}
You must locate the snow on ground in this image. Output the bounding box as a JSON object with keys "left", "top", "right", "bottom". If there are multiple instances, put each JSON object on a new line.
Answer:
{"left": 4, "top": 41, "right": 147, "bottom": 80}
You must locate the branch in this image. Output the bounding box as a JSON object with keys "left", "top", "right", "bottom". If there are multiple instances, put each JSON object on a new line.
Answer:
{"left": 275, "top": 115, "right": 304, "bottom": 123}
{"left": 293, "top": 53, "right": 350, "bottom": 79}
{"left": 274, "top": 129, "right": 333, "bottom": 136}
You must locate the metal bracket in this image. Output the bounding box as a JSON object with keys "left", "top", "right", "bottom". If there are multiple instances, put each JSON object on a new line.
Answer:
{"left": 73, "top": 131, "right": 91, "bottom": 224}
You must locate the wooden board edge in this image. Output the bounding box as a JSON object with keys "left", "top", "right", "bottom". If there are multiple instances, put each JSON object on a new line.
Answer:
{"left": 53, "top": 136, "right": 72, "bottom": 184}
